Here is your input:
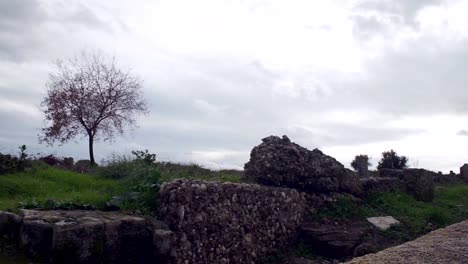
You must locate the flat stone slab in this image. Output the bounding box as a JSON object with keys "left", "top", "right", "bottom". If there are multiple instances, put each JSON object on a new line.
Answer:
{"left": 346, "top": 220, "right": 468, "bottom": 263}
{"left": 1, "top": 210, "right": 175, "bottom": 264}
{"left": 367, "top": 216, "right": 400, "bottom": 231}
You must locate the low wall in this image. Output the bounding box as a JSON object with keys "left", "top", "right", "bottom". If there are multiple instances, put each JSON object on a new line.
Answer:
{"left": 159, "top": 179, "right": 307, "bottom": 263}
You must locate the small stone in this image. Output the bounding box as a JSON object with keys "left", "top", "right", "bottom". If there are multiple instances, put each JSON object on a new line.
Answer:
{"left": 367, "top": 216, "right": 400, "bottom": 231}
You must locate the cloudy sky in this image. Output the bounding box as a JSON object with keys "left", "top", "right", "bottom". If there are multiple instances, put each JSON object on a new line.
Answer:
{"left": 1, "top": 0, "right": 468, "bottom": 172}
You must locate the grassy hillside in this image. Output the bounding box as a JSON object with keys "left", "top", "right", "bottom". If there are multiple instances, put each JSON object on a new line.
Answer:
{"left": 0, "top": 167, "right": 125, "bottom": 211}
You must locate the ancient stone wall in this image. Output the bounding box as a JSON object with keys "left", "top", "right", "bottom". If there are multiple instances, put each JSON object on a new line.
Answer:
{"left": 159, "top": 179, "right": 307, "bottom": 264}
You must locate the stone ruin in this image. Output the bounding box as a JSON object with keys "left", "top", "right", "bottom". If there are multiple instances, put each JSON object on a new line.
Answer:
{"left": 461, "top": 164, "right": 468, "bottom": 182}
{"left": 244, "top": 135, "right": 361, "bottom": 195}
{"left": 1, "top": 135, "right": 460, "bottom": 263}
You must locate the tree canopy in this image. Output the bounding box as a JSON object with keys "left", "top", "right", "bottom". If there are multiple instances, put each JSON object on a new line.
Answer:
{"left": 40, "top": 50, "right": 148, "bottom": 165}
{"left": 377, "top": 150, "right": 408, "bottom": 170}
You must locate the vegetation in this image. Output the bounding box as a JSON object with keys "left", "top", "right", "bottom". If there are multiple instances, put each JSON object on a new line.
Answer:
{"left": 40, "top": 50, "right": 148, "bottom": 165}
{"left": 0, "top": 166, "right": 124, "bottom": 211}
{"left": 315, "top": 185, "right": 468, "bottom": 238}
{"left": 351, "top": 154, "right": 371, "bottom": 177}
{"left": 0, "top": 145, "right": 28, "bottom": 175}
{"left": 0, "top": 150, "right": 244, "bottom": 213}
{"left": 377, "top": 149, "right": 408, "bottom": 170}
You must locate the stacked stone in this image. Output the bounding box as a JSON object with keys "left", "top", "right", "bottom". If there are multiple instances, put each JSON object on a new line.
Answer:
{"left": 159, "top": 179, "right": 307, "bottom": 264}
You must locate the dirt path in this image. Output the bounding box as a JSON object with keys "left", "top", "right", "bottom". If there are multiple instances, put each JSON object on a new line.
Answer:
{"left": 346, "top": 220, "right": 468, "bottom": 264}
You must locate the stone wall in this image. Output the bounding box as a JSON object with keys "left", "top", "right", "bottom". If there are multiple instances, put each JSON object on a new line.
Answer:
{"left": 159, "top": 179, "right": 307, "bottom": 264}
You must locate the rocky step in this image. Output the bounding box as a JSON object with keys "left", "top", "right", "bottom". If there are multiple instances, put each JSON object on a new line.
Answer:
{"left": 0, "top": 210, "right": 174, "bottom": 264}
{"left": 345, "top": 220, "right": 468, "bottom": 263}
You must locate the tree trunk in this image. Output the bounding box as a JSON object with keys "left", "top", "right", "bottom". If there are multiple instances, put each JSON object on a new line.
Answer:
{"left": 88, "top": 134, "right": 96, "bottom": 166}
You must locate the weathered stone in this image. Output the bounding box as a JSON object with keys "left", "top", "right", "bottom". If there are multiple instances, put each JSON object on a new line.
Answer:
{"left": 376, "top": 168, "right": 435, "bottom": 201}
{"left": 460, "top": 164, "right": 468, "bottom": 182}
{"left": 159, "top": 179, "right": 307, "bottom": 263}
{"left": 346, "top": 220, "right": 468, "bottom": 264}
{"left": 367, "top": 216, "right": 400, "bottom": 231}
{"left": 0, "top": 211, "right": 22, "bottom": 240}
{"left": 244, "top": 135, "right": 361, "bottom": 194}
{"left": 402, "top": 169, "right": 434, "bottom": 202}
{"left": 16, "top": 210, "right": 161, "bottom": 263}
{"left": 299, "top": 221, "right": 371, "bottom": 258}
{"left": 360, "top": 177, "right": 403, "bottom": 195}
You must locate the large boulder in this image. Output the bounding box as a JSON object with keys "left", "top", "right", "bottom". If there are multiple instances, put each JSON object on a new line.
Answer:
{"left": 244, "top": 135, "right": 361, "bottom": 194}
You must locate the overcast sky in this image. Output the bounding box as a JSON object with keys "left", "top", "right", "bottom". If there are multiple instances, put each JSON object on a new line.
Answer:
{"left": 1, "top": 0, "right": 468, "bottom": 172}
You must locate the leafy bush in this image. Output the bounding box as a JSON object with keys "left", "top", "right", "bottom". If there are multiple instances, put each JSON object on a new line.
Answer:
{"left": 0, "top": 145, "right": 29, "bottom": 175}
{"left": 377, "top": 150, "right": 408, "bottom": 170}
{"left": 39, "top": 154, "right": 63, "bottom": 166}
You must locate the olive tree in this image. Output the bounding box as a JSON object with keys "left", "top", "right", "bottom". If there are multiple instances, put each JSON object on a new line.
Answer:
{"left": 40, "top": 51, "right": 148, "bottom": 165}
{"left": 351, "top": 154, "right": 371, "bottom": 177}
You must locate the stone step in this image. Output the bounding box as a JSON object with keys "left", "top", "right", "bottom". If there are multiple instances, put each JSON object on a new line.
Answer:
{"left": 0, "top": 210, "right": 174, "bottom": 264}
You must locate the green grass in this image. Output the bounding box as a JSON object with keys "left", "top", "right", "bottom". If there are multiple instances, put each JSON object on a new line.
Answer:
{"left": 0, "top": 167, "right": 125, "bottom": 211}
{"left": 155, "top": 162, "right": 245, "bottom": 183}
{"left": 314, "top": 184, "right": 468, "bottom": 238}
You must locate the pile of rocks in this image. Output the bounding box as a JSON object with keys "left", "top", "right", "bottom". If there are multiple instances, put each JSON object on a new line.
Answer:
{"left": 244, "top": 135, "right": 361, "bottom": 195}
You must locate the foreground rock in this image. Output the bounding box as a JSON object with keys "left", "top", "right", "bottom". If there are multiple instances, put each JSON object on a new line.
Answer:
{"left": 244, "top": 135, "right": 361, "bottom": 194}
{"left": 346, "top": 220, "right": 468, "bottom": 263}
{"left": 0, "top": 210, "right": 174, "bottom": 263}
{"left": 159, "top": 179, "right": 307, "bottom": 263}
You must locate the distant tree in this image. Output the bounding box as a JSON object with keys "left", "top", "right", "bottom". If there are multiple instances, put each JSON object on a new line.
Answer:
{"left": 40, "top": 50, "right": 148, "bottom": 165}
{"left": 351, "top": 154, "right": 371, "bottom": 177}
{"left": 377, "top": 150, "right": 408, "bottom": 170}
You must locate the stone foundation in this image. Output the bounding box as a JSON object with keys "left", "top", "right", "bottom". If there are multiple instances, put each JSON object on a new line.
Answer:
{"left": 159, "top": 179, "right": 307, "bottom": 263}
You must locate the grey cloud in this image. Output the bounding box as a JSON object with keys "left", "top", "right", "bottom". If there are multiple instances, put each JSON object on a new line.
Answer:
{"left": 0, "top": 0, "right": 112, "bottom": 62}
{"left": 457, "top": 130, "right": 468, "bottom": 136}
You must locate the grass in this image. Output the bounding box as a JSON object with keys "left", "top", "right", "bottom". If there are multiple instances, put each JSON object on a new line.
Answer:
{"left": 0, "top": 167, "right": 125, "bottom": 211}
{"left": 0, "top": 162, "right": 245, "bottom": 212}
{"left": 314, "top": 185, "right": 468, "bottom": 238}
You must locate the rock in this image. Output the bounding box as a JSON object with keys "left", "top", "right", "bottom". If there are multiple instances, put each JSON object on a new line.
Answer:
{"left": 244, "top": 135, "right": 361, "bottom": 194}
{"left": 346, "top": 220, "right": 468, "bottom": 264}
{"left": 15, "top": 209, "right": 167, "bottom": 263}
{"left": 360, "top": 177, "right": 403, "bottom": 195}
{"left": 460, "top": 164, "right": 468, "bottom": 182}
{"left": 299, "top": 221, "right": 370, "bottom": 258}
{"left": 0, "top": 211, "right": 22, "bottom": 240}
{"left": 367, "top": 216, "right": 400, "bottom": 231}
{"left": 159, "top": 179, "right": 307, "bottom": 263}
{"left": 376, "top": 169, "right": 435, "bottom": 202}
{"left": 402, "top": 169, "right": 434, "bottom": 202}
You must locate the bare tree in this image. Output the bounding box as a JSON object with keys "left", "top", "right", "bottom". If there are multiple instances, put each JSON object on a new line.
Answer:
{"left": 40, "top": 50, "right": 148, "bottom": 165}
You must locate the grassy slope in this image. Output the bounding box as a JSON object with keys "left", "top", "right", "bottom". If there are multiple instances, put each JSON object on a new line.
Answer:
{"left": 319, "top": 184, "right": 468, "bottom": 238}
{"left": 0, "top": 167, "right": 125, "bottom": 211}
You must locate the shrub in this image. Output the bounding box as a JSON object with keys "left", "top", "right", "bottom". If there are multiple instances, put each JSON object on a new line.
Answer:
{"left": 74, "top": 160, "right": 96, "bottom": 174}
{"left": 377, "top": 150, "right": 408, "bottom": 170}
{"left": 0, "top": 145, "right": 29, "bottom": 175}
{"left": 39, "top": 154, "right": 63, "bottom": 166}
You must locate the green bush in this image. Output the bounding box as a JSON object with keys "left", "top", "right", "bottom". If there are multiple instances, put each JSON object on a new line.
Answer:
{"left": 0, "top": 145, "right": 28, "bottom": 175}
